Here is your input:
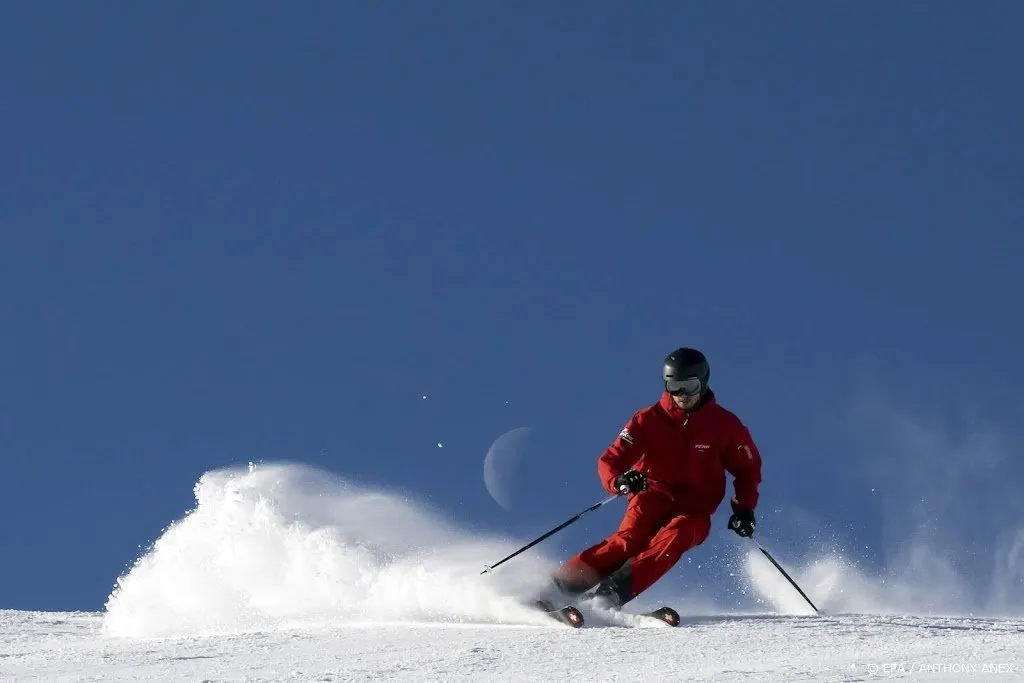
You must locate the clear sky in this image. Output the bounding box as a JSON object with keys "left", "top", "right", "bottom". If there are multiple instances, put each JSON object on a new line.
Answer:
{"left": 2, "top": 3, "right": 1022, "bottom": 612}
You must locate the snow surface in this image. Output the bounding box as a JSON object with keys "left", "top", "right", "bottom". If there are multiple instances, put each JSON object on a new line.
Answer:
{"left": 3, "top": 463, "right": 1023, "bottom": 681}
{"left": 4, "top": 609, "right": 1023, "bottom": 681}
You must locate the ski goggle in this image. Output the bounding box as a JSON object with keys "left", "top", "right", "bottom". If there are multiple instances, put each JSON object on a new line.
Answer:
{"left": 665, "top": 377, "right": 703, "bottom": 397}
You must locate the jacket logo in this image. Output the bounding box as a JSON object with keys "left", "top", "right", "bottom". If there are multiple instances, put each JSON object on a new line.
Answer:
{"left": 619, "top": 428, "right": 634, "bottom": 444}
{"left": 694, "top": 444, "right": 711, "bottom": 450}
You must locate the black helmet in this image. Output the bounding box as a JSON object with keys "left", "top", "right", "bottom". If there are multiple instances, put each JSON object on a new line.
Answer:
{"left": 662, "top": 347, "right": 710, "bottom": 397}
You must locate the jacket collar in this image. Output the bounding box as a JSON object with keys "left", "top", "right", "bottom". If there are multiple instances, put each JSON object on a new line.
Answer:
{"left": 659, "top": 388, "right": 716, "bottom": 422}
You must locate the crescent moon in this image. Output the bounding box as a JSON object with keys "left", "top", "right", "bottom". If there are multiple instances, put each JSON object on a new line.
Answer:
{"left": 483, "top": 427, "right": 532, "bottom": 511}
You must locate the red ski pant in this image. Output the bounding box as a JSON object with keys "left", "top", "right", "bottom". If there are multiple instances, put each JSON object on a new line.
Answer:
{"left": 556, "top": 490, "right": 711, "bottom": 602}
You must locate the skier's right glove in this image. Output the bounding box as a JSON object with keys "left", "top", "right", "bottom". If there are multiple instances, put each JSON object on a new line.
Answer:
{"left": 614, "top": 470, "right": 647, "bottom": 494}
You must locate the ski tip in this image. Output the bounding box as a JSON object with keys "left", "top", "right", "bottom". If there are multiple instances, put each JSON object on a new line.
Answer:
{"left": 643, "top": 606, "right": 680, "bottom": 627}
{"left": 561, "top": 606, "right": 585, "bottom": 628}
{"left": 532, "top": 600, "right": 585, "bottom": 628}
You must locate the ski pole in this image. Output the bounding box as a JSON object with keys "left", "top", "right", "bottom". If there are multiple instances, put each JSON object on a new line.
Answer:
{"left": 749, "top": 536, "right": 820, "bottom": 615}
{"left": 481, "top": 493, "right": 621, "bottom": 574}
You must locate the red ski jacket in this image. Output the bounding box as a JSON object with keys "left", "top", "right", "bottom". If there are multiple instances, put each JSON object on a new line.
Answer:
{"left": 598, "top": 391, "right": 762, "bottom": 516}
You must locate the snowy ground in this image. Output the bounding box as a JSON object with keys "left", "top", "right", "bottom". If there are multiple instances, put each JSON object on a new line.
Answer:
{"left": 4, "top": 463, "right": 1022, "bottom": 682}
{"left": 3, "top": 608, "right": 1023, "bottom": 682}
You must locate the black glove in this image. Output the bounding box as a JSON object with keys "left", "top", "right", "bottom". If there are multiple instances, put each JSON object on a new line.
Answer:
{"left": 728, "top": 509, "right": 756, "bottom": 537}
{"left": 614, "top": 470, "right": 647, "bottom": 494}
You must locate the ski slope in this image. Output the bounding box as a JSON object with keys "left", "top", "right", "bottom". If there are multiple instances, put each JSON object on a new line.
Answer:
{"left": 3, "top": 462, "right": 1021, "bottom": 682}
{"left": 3, "top": 609, "right": 1023, "bottom": 681}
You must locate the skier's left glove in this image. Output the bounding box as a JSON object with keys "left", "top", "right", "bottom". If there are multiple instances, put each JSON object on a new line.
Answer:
{"left": 728, "top": 509, "right": 756, "bottom": 537}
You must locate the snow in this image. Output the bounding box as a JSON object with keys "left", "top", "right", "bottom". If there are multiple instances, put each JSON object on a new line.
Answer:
{"left": 103, "top": 463, "right": 562, "bottom": 639}
{"left": 3, "top": 462, "right": 1023, "bottom": 681}
{"left": 4, "top": 609, "right": 1023, "bottom": 681}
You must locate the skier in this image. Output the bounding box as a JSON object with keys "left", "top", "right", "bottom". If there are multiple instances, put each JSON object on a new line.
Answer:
{"left": 552, "top": 347, "right": 762, "bottom": 608}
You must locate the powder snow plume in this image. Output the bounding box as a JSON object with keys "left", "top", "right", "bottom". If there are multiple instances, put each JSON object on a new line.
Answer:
{"left": 103, "top": 463, "right": 557, "bottom": 638}
{"left": 740, "top": 395, "right": 1024, "bottom": 620}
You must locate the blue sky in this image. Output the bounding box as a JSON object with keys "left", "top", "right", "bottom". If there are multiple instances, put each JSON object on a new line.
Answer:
{"left": 2, "top": 3, "right": 1022, "bottom": 611}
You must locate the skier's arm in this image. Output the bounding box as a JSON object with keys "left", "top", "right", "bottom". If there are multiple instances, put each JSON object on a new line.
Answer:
{"left": 721, "top": 418, "right": 762, "bottom": 513}
{"left": 597, "top": 412, "right": 646, "bottom": 494}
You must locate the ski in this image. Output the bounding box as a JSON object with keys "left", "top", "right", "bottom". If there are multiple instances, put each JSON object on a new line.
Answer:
{"left": 572, "top": 587, "right": 680, "bottom": 627}
{"left": 526, "top": 595, "right": 676, "bottom": 629}
{"left": 590, "top": 601, "right": 681, "bottom": 627}
{"left": 533, "top": 599, "right": 585, "bottom": 628}
{"left": 638, "top": 606, "right": 680, "bottom": 627}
